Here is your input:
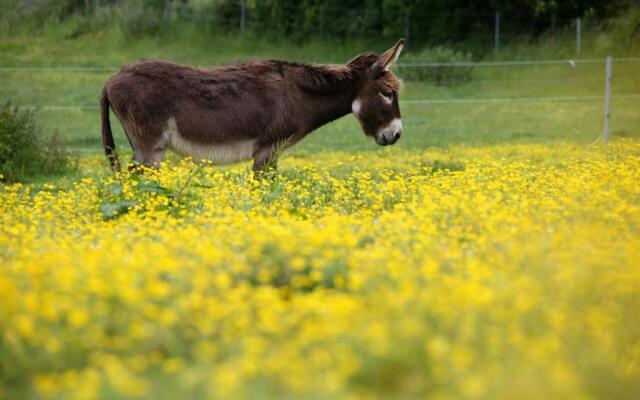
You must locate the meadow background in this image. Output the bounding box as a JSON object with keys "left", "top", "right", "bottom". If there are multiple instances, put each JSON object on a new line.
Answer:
{"left": 1, "top": 0, "right": 640, "bottom": 399}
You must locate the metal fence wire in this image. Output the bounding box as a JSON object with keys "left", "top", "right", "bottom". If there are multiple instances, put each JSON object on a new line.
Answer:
{"left": 84, "top": 3, "right": 604, "bottom": 55}
{"left": 1, "top": 57, "right": 638, "bottom": 149}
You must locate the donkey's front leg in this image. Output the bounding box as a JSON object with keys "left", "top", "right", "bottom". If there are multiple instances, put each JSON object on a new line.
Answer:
{"left": 252, "top": 144, "right": 278, "bottom": 179}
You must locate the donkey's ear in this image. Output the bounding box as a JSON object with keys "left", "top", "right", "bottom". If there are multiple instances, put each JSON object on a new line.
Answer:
{"left": 372, "top": 39, "right": 405, "bottom": 72}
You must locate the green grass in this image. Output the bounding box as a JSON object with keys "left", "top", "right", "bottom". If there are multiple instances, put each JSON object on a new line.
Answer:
{"left": 1, "top": 20, "right": 639, "bottom": 171}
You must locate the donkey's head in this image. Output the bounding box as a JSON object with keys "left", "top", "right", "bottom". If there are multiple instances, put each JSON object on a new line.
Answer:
{"left": 350, "top": 39, "right": 405, "bottom": 146}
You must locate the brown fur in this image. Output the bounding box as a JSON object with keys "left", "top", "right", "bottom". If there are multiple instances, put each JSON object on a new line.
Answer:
{"left": 100, "top": 39, "right": 405, "bottom": 174}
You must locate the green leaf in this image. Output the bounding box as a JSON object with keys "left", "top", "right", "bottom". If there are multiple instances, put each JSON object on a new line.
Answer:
{"left": 106, "top": 182, "right": 122, "bottom": 196}
{"left": 137, "top": 179, "right": 170, "bottom": 194}
{"left": 99, "top": 200, "right": 136, "bottom": 220}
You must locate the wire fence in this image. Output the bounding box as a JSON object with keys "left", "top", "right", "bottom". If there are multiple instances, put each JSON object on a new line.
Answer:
{"left": 168, "top": 4, "right": 605, "bottom": 56}
{"left": 16, "top": 2, "right": 609, "bottom": 56}
{"left": 13, "top": 94, "right": 640, "bottom": 109}
{"left": 10, "top": 1, "right": 624, "bottom": 59}
{"left": 165, "top": 4, "right": 601, "bottom": 54}
{"left": 4, "top": 58, "right": 639, "bottom": 72}
{"left": 1, "top": 57, "right": 638, "bottom": 150}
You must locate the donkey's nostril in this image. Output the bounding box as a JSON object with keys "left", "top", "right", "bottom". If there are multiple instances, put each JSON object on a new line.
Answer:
{"left": 394, "top": 131, "right": 401, "bottom": 140}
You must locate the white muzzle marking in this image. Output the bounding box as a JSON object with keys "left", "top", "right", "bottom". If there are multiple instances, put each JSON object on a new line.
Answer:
{"left": 376, "top": 118, "right": 402, "bottom": 142}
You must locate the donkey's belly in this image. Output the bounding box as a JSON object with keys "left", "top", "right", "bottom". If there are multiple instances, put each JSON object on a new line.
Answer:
{"left": 164, "top": 118, "right": 256, "bottom": 164}
{"left": 169, "top": 135, "right": 256, "bottom": 164}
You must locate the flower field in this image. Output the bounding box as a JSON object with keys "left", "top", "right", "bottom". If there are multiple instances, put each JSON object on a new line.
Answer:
{"left": 1, "top": 141, "right": 640, "bottom": 399}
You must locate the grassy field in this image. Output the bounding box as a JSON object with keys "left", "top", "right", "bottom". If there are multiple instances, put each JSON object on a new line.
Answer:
{"left": 2, "top": 18, "right": 640, "bottom": 400}
{"left": 1, "top": 24, "right": 639, "bottom": 161}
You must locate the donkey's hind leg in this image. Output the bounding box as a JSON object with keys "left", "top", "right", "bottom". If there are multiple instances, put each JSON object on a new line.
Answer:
{"left": 252, "top": 143, "right": 278, "bottom": 179}
{"left": 129, "top": 136, "right": 168, "bottom": 171}
{"left": 139, "top": 142, "right": 168, "bottom": 168}
{"left": 120, "top": 118, "right": 167, "bottom": 170}
{"left": 115, "top": 117, "right": 145, "bottom": 171}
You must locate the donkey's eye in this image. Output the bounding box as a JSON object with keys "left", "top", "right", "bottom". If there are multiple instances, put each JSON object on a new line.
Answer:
{"left": 379, "top": 91, "right": 393, "bottom": 102}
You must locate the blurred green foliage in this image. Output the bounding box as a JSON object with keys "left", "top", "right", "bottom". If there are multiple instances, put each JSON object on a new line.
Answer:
{"left": 396, "top": 46, "right": 473, "bottom": 85}
{"left": 0, "top": 103, "right": 75, "bottom": 182}
{"left": 241, "top": 0, "right": 635, "bottom": 43}
{"left": 1, "top": 0, "right": 637, "bottom": 46}
{"left": 608, "top": 5, "right": 640, "bottom": 52}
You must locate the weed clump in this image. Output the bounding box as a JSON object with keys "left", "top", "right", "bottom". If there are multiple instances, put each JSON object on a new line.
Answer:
{"left": 0, "top": 102, "right": 75, "bottom": 182}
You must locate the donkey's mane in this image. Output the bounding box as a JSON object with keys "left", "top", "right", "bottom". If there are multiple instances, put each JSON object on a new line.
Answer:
{"left": 265, "top": 52, "right": 381, "bottom": 94}
{"left": 274, "top": 53, "right": 402, "bottom": 94}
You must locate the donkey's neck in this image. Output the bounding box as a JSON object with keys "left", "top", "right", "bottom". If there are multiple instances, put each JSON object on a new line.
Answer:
{"left": 291, "top": 62, "right": 362, "bottom": 135}
{"left": 304, "top": 91, "right": 355, "bottom": 134}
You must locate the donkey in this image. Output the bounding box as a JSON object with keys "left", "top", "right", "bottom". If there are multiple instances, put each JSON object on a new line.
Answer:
{"left": 100, "top": 39, "right": 405, "bottom": 175}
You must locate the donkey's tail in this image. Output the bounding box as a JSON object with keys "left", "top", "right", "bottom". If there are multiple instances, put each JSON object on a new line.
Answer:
{"left": 100, "top": 87, "right": 120, "bottom": 171}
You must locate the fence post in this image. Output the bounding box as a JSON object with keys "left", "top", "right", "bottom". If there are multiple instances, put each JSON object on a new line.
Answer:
{"left": 404, "top": 8, "right": 411, "bottom": 46}
{"left": 576, "top": 17, "right": 581, "bottom": 57}
{"left": 494, "top": 12, "right": 500, "bottom": 52}
{"left": 162, "top": 0, "right": 171, "bottom": 32}
{"left": 603, "top": 56, "right": 613, "bottom": 145}
{"left": 94, "top": 0, "right": 100, "bottom": 14}
{"left": 239, "top": 0, "right": 246, "bottom": 34}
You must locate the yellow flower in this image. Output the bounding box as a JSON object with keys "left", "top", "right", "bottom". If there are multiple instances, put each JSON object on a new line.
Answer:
{"left": 1, "top": 141, "right": 639, "bottom": 398}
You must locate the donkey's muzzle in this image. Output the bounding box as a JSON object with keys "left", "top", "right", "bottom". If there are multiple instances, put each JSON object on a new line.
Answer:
{"left": 376, "top": 131, "right": 401, "bottom": 146}
{"left": 375, "top": 118, "right": 403, "bottom": 146}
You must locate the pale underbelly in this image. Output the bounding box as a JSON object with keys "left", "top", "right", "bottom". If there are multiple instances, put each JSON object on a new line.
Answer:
{"left": 163, "top": 118, "right": 256, "bottom": 164}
